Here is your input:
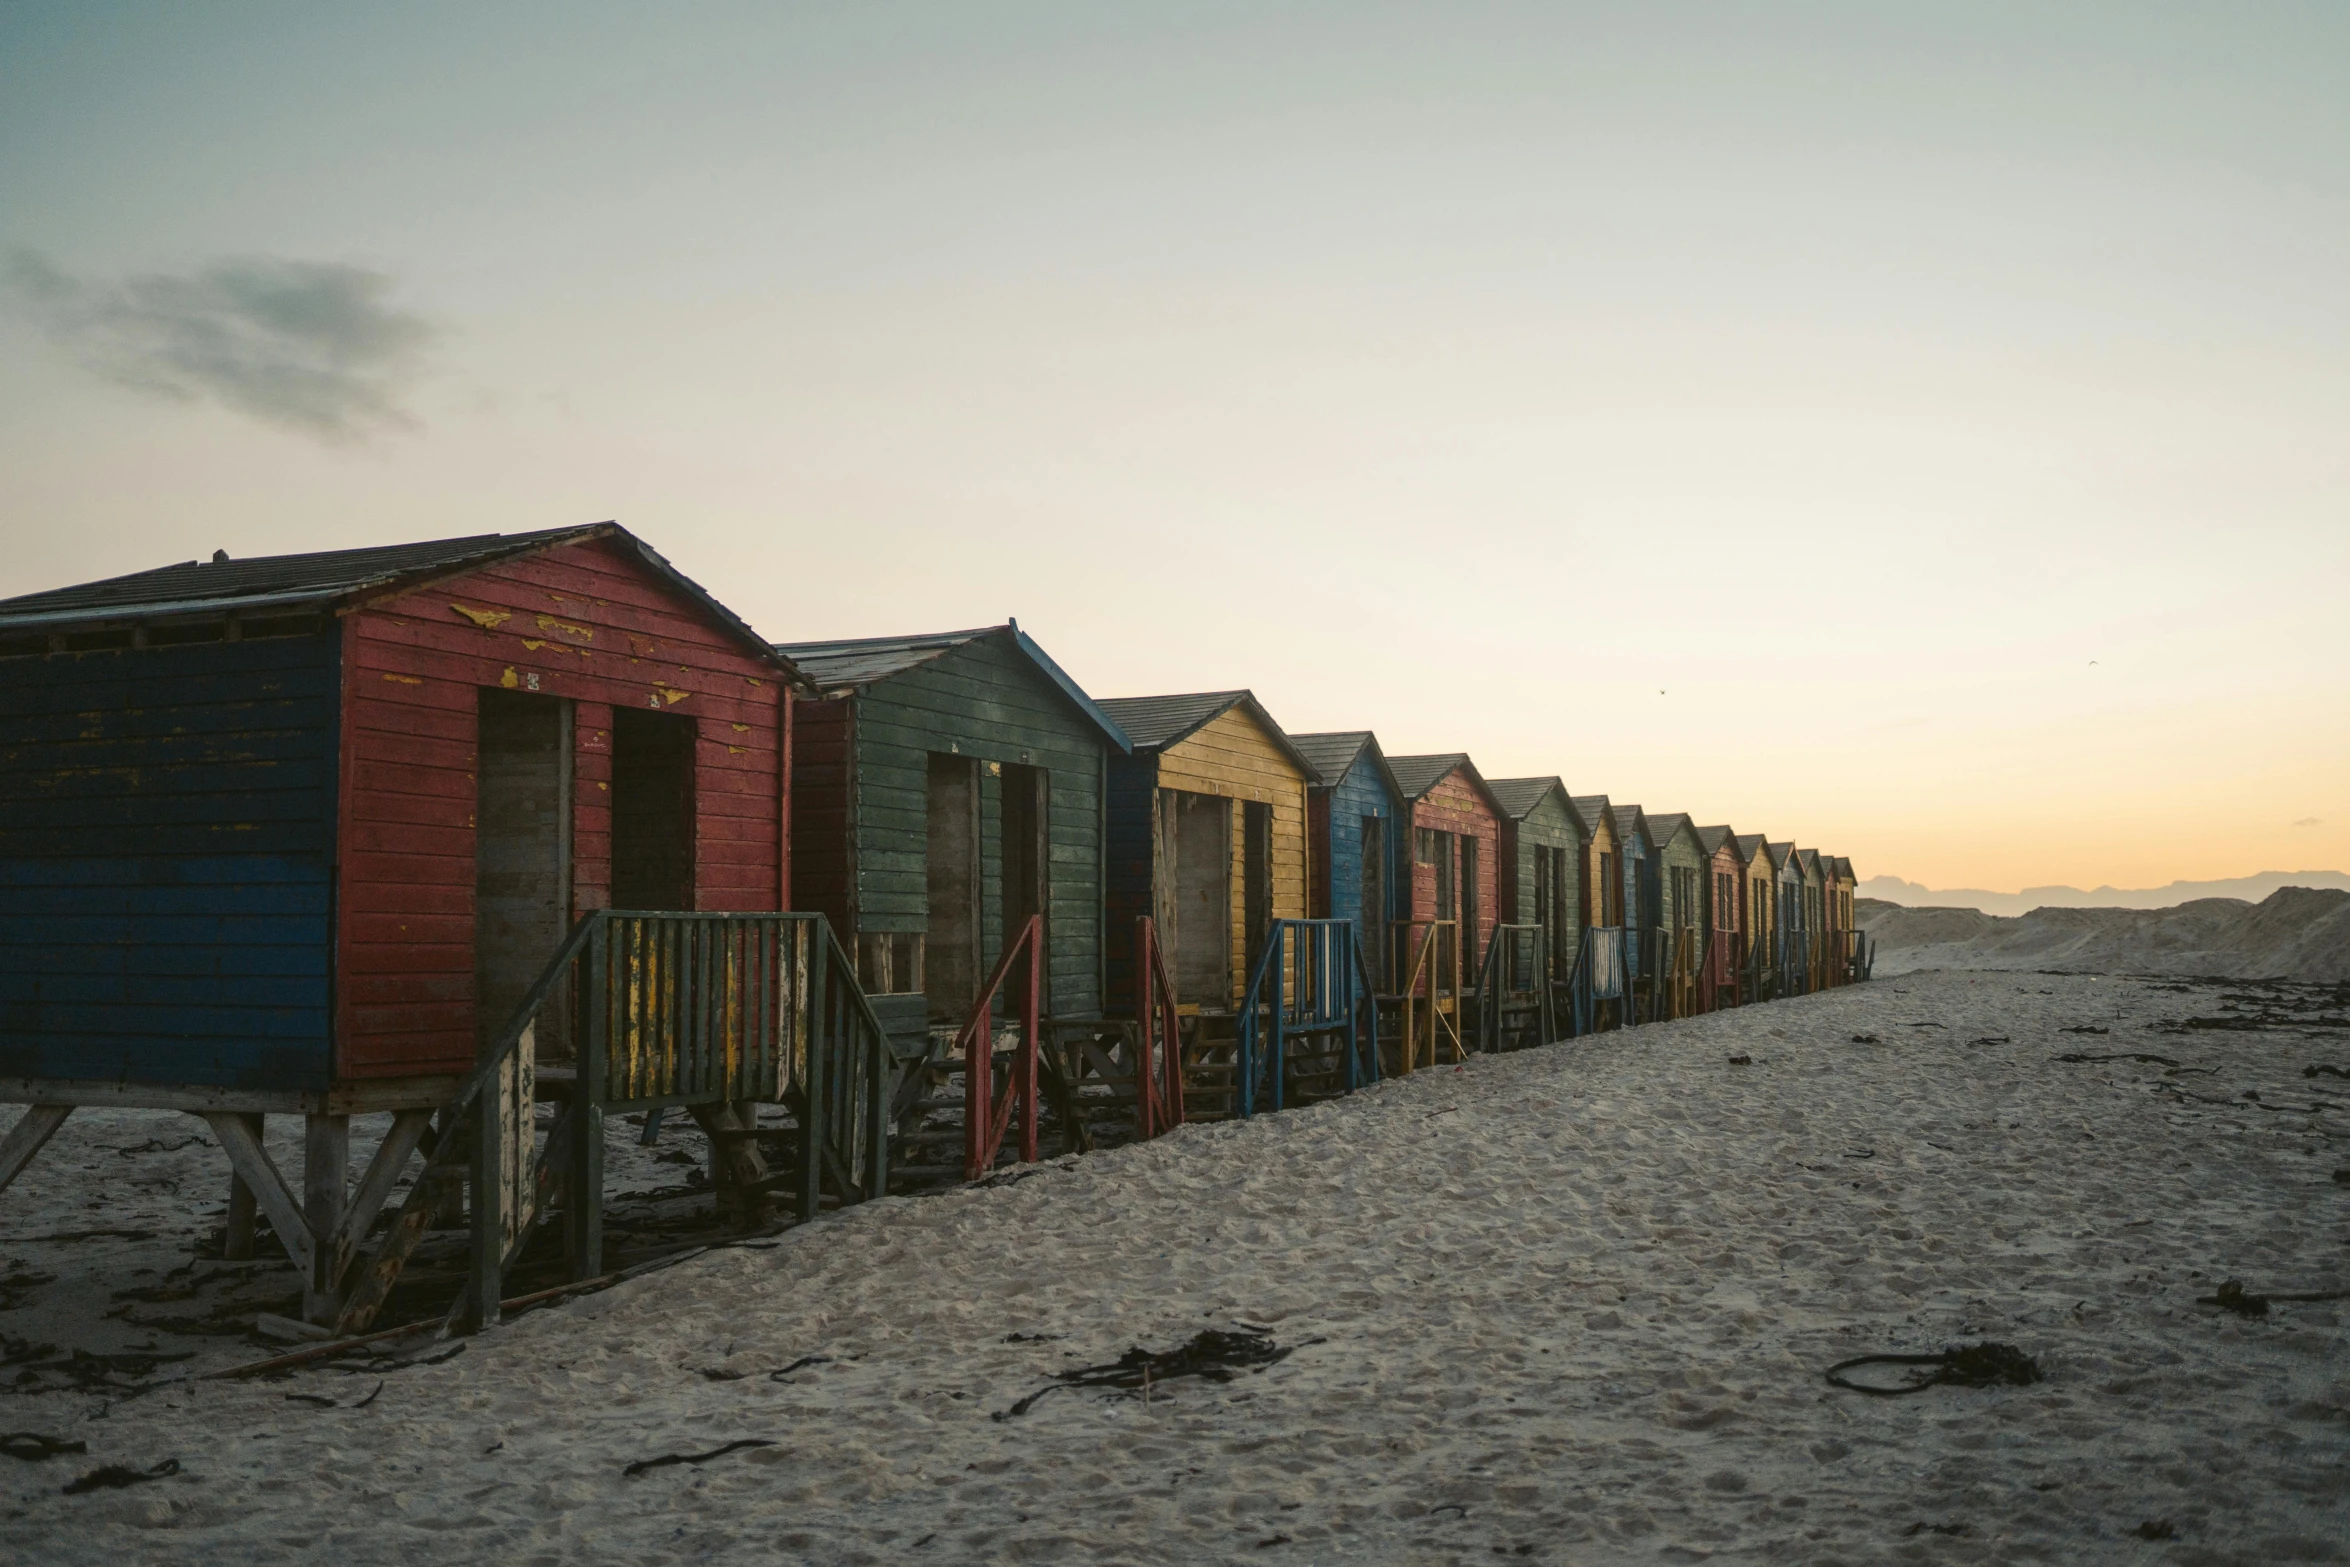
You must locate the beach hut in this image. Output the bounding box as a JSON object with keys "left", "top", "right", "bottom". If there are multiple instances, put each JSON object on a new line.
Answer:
{"left": 1385, "top": 755, "right": 1505, "bottom": 1069}
{"left": 1293, "top": 731, "right": 1406, "bottom": 991}
{"left": 1610, "top": 806, "right": 1654, "bottom": 1015}
{"left": 1797, "top": 849, "right": 1829, "bottom": 991}
{"left": 1821, "top": 854, "right": 1859, "bottom": 984}
{"left": 1644, "top": 814, "right": 1706, "bottom": 1018}
{"left": 1768, "top": 843, "right": 1806, "bottom": 992}
{"left": 1694, "top": 826, "right": 1745, "bottom": 1011}
{"left": 1736, "top": 834, "right": 1776, "bottom": 1002}
{"left": 779, "top": 624, "right": 1130, "bottom": 1047}
{"left": 1568, "top": 796, "right": 1626, "bottom": 1032}
{"left": 1487, "top": 776, "right": 1583, "bottom": 1048}
{"left": 0, "top": 525, "right": 888, "bottom": 1327}
{"left": 1097, "top": 692, "right": 1315, "bottom": 1117}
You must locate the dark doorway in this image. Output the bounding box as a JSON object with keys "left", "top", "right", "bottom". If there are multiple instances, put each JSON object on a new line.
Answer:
{"left": 611, "top": 707, "right": 695, "bottom": 911}
{"left": 925, "top": 753, "right": 981, "bottom": 1023}
{"left": 1242, "top": 799, "right": 1271, "bottom": 989}
{"left": 1000, "top": 763, "right": 1048, "bottom": 1005}
{"left": 477, "top": 690, "right": 571, "bottom": 1055}
{"left": 1357, "top": 814, "right": 1385, "bottom": 987}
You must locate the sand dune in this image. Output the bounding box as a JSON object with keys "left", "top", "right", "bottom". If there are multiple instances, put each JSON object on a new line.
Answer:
{"left": 1863, "top": 887, "right": 2350, "bottom": 983}
{"left": 3, "top": 971, "right": 2345, "bottom": 1563}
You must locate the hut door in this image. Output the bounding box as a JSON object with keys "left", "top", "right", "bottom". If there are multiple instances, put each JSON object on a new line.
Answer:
{"left": 476, "top": 691, "right": 572, "bottom": 1056}
{"left": 925, "top": 754, "right": 982, "bottom": 1023}
{"left": 611, "top": 707, "right": 695, "bottom": 910}
{"left": 1170, "top": 791, "right": 1230, "bottom": 1007}
{"left": 1358, "top": 815, "right": 1385, "bottom": 988}
{"left": 1242, "top": 800, "right": 1272, "bottom": 989}
{"left": 1000, "top": 763, "right": 1048, "bottom": 1002}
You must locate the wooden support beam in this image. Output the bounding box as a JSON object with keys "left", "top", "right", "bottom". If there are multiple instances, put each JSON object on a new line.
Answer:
{"left": 224, "top": 1113, "right": 261, "bottom": 1260}
{"left": 303, "top": 1114, "right": 351, "bottom": 1323}
{"left": 329, "top": 1109, "right": 434, "bottom": 1282}
{"left": 201, "top": 1112, "right": 315, "bottom": 1281}
{"left": 0, "top": 1104, "right": 72, "bottom": 1197}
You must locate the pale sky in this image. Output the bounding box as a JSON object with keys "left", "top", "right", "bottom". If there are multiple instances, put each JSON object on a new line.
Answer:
{"left": 3, "top": 3, "right": 2345, "bottom": 892}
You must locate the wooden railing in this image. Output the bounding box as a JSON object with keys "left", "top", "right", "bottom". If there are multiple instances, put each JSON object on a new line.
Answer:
{"left": 335, "top": 910, "right": 890, "bottom": 1335}
{"left": 1475, "top": 923, "right": 1553, "bottom": 1051}
{"left": 1565, "top": 925, "right": 1627, "bottom": 1037}
{"left": 1236, "top": 919, "right": 1378, "bottom": 1116}
{"left": 1134, "top": 917, "right": 1185, "bottom": 1139}
{"left": 959, "top": 914, "right": 1044, "bottom": 1181}
{"left": 1388, "top": 918, "right": 1463, "bottom": 1074}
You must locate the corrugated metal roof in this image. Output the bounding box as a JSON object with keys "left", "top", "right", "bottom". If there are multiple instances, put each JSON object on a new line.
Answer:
{"left": 776, "top": 622, "right": 1130, "bottom": 752}
{"left": 0, "top": 526, "right": 597, "bottom": 627}
{"left": 1387, "top": 753, "right": 1470, "bottom": 801}
{"left": 777, "top": 626, "right": 998, "bottom": 690}
{"left": 1487, "top": 775, "right": 1567, "bottom": 821}
{"left": 0, "top": 523, "right": 799, "bottom": 681}
{"left": 1095, "top": 690, "right": 1318, "bottom": 780}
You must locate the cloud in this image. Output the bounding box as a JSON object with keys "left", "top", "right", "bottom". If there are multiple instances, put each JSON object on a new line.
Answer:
{"left": 6, "top": 250, "right": 436, "bottom": 443}
{"left": 2291, "top": 816, "right": 2322, "bottom": 828}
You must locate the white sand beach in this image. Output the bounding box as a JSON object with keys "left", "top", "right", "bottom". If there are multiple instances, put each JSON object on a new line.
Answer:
{"left": 4, "top": 970, "right": 2346, "bottom": 1564}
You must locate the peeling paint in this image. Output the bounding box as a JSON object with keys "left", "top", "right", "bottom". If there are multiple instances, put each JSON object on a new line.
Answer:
{"left": 500, "top": 666, "right": 519, "bottom": 689}
{"left": 654, "top": 686, "right": 690, "bottom": 705}
{"left": 383, "top": 673, "right": 423, "bottom": 685}
{"left": 535, "top": 614, "right": 595, "bottom": 642}
{"left": 450, "top": 603, "right": 512, "bottom": 629}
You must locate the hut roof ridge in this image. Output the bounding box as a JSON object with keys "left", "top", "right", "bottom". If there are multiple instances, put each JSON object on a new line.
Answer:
{"left": 775, "top": 622, "right": 1131, "bottom": 752}
{"left": 1486, "top": 775, "right": 1569, "bottom": 820}
{"left": 1097, "top": 690, "right": 1318, "bottom": 779}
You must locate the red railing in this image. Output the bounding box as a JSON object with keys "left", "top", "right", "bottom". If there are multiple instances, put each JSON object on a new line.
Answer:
{"left": 1134, "top": 917, "right": 1185, "bottom": 1138}
{"left": 961, "top": 915, "right": 1044, "bottom": 1181}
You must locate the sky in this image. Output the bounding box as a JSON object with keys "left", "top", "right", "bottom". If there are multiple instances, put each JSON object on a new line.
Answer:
{"left": 2, "top": 2, "right": 2345, "bottom": 894}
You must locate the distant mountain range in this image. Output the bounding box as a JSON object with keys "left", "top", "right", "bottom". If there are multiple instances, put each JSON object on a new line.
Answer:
{"left": 1858, "top": 869, "right": 2350, "bottom": 919}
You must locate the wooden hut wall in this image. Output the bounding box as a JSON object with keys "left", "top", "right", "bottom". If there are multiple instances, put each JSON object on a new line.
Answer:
{"left": 1705, "top": 837, "right": 1744, "bottom": 948}
{"left": 1579, "top": 806, "right": 1618, "bottom": 929}
{"left": 789, "top": 635, "right": 1108, "bottom": 1038}
{"left": 1408, "top": 771, "right": 1502, "bottom": 973}
{"left": 1156, "top": 709, "right": 1309, "bottom": 1007}
{"left": 0, "top": 629, "right": 343, "bottom": 1091}
{"left": 1501, "top": 790, "right": 1583, "bottom": 967}
{"left": 1309, "top": 752, "right": 1401, "bottom": 982}
{"left": 337, "top": 535, "right": 788, "bottom": 1082}
{"left": 1653, "top": 823, "right": 1708, "bottom": 937}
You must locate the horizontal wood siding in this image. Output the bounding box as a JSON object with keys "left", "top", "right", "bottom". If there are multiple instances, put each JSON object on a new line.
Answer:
{"left": 788, "top": 694, "right": 854, "bottom": 935}
{"left": 1313, "top": 753, "right": 1401, "bottom": 962}
{"left": 1505, "top": 791, "right": 1583, "bottom": 950}
{"left": 829, "top": 634, "right": 1110, "bottom": 1022}
{"left": 1657, "top": 826, "right": 1708, "bottom": 933}
{"left": 0, "top": 632, "right": 340, "bottom": 1089}
{"left": 1409, "top": 771, "right": 1502, "bottom": 973}
{"left": 1583, "top": 814, "right": 1616, "bottom": 929}
{"left": 1155, "top": 709, "right": 1311, "bottom": 1008}
{"left": 337, "top": 535, "right": 785, "bottom": 1081}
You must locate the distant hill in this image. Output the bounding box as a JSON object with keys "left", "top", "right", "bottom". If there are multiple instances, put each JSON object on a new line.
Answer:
{"left": 1858, "top": 869, "right": 2350, "bottom": 918}
{"left": 1855, "top": 887, "right": 2350, "bottom": 982}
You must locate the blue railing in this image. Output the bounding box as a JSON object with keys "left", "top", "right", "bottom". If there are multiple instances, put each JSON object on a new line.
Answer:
{"left": 1235, "top": 919, "right": 1379, "bottom": 1117}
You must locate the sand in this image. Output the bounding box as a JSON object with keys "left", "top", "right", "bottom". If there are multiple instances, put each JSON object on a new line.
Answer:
{"left": 4, "top": 971, "right": 2346, "bottom": 1563}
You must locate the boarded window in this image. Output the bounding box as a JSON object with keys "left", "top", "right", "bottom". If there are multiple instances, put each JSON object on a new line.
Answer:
{"left": 925, "top": 753, "right": 981, "bottom": 1022}
{"left": 476, "top": 690, "right": 571, "bottom": 1055}
{"left": 611, "top": 706, "right": 694, "bottom": 912}
{"left": 1169, "top": 790, "right": 1231, "bottom": 1005}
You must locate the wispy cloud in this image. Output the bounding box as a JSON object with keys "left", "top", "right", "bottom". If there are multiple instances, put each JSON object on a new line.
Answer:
{"left": 6, "top": 251, "right": 436, "bottom": 443}
{"left": 2291, "top": 816, "right": 2322, "bottom": 828}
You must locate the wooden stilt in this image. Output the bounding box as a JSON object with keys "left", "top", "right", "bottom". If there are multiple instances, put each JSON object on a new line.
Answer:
{"left": 302, "top": 1114, "right": 350, "bottom": 1324}
{"left": 203, "top": 1112, "right": 315, "bottom": 1281}
{"left": 224, "top": 1112, "right": 260, "bottom": 1260}
{"left": 0, "top": 1103, "right": 73, "bottom": 1197}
